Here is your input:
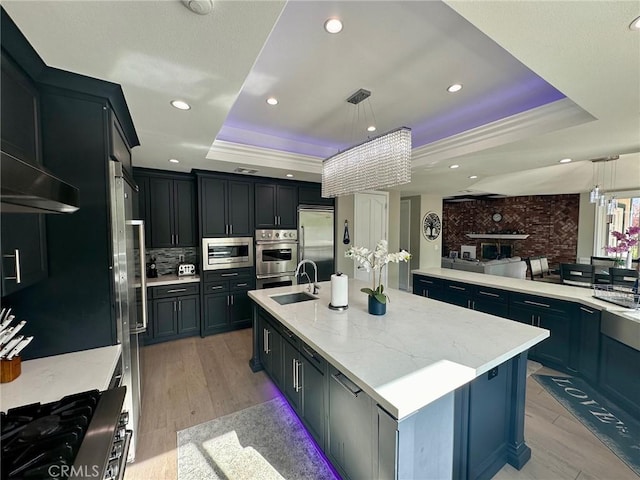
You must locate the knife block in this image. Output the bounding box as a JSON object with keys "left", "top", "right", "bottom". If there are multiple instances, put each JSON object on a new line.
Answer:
{"left": 1, "top": 356, "right": 21, "bottom": 383}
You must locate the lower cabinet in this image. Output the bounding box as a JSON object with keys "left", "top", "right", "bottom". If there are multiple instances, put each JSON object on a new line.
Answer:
{"left": 144, "top": 283, "right": 200, "bottom": 345}
{"left": 577, "top": 305, "right": 601, "bottom": 384}
{"left": 258, "top": 312, "right": 283, "bottom": 388}
{"left": 598, "top": 335, "right": 640, "bottom": 419}
{"left": 201, "top": 270, "right": 255, "bottom": 336}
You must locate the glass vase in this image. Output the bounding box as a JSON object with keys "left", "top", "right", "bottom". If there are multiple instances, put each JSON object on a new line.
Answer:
{"left": 625, "top": 251, "right": 633, "bottom": 269}
{"left": 368, "top": 295, "right": 386, "bottom": 315}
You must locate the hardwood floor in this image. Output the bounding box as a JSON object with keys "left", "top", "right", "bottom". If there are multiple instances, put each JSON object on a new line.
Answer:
{"left": 124, "top": 330, "right": 637, "bottom": 480}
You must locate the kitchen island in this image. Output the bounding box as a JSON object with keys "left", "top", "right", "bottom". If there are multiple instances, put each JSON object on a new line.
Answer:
{"left": 249, "top": 280, "right": 548, "bottom": 480}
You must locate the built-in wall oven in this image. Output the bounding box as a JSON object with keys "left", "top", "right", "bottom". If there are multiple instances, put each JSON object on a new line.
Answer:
{"left": 255, "top": 229, "right": 298, "bottom": 289}
{"left": 202, "top": 237, "right": 253, "bottom": 271}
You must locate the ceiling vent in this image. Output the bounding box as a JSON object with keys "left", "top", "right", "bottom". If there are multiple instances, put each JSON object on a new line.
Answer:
{"left": 234, "top": 167, "right": 258, "bottom": 174}
{"left": 182, "top": 0, "right": 213, "bottom": 15}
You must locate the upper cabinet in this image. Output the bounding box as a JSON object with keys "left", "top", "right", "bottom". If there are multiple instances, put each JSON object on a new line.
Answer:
{"left": 198, "top": 174, "right": 254, "bottom": 238}
{"left": 255, "top": 183, "right": 298, "bottom": 229}
{"left": 0, "top": 52, "right": 40, "bottom": 166}
{"left": 135, "top": 170, "right": 197, "bottom": 248}
{"left": 298, "top": 184, "right": 334, "bottom": 207}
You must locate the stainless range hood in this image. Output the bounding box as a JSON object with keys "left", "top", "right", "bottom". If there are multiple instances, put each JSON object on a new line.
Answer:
{"left": 1, "top": 151, "right": 79, "bottom": 214}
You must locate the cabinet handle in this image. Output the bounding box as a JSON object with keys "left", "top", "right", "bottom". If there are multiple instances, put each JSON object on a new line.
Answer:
{"left": 283, "top": 327, "right": 294, "bottom": 338}
{"left": 292, "top": 358, "right": 297, "bottom": 390}
{"left": 174, "top": 301, "right": 177, "bottom": 312}
{"left": 467, "top": 299, "right": 471, "bottom": 309}
{"left": 264, "top": 328, "right": 271, "bottom": 354}
{"left": 210, "top": 285, "right": 224, "bottom": 290}
{"left": 530, "top": 314, "right": 535, "bottom": 326}
{"left": 221, "top": 273, "right": 238, "bottom": 277}
{"left": 302, "top": 345, "right": 316, "bottom": 359}
{"left": 419, "top": 279, "right": 433, "bottom": 284}
{"left": 230, "top": 295, "right": 234, "bottom": 306}
{"left": 230, "top": 224, "right": 233, "bottom": 235}
{"left": 478, "top": 290, "right": 499, "bottom": 297}
{"left": 176, "top": 234, "right": 179, "bottom": 245}
{"left": 423, "top": 289, "right": 429, "bottom": 298}
{"left": 449, "top": 285, "right": 466, "bottom": 291}
{"left": 225, "top": 224, "right": 228, "bottom": 235}
{"left": 3, "top": 249, "right": 21, "bottom": 284}
{"left": 294, "top": 359, "right": 302, "bottom": 392}
{"left": 227, "top": 296, "right": 230, "bottom": 306}
{"left": 236, "top": 283, "right": 248, "bottom": 287}
{"left": 166, "top": 288, "right": 187, "bottom": 293}
{"left": 524, "top": 300, "right": 550, "bottom": 308}
{"left": 580, "top": 306, "right": 595, "bottom": 314}
{"left": 331, "top": 372, "right": 362, "bottom": 397}
{"left": 472, "top": 301, "right": 475, "bottom": 310}
{"left": 179, "top": 300, "right": 182, "bottom": 312}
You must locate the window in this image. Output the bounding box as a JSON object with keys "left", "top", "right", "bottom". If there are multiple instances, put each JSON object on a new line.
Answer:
{"left": 597, "top": 194, "right": 640, "bottom": 260}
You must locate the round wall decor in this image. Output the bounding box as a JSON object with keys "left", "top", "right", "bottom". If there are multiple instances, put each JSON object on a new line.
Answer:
{"left": 422, "top": 211, "right": 441, "bottom": 241}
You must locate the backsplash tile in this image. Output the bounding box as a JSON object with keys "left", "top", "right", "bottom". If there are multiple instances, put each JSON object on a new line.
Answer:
{"left": 147, "top": 247, "right": 199, "bottom": 276}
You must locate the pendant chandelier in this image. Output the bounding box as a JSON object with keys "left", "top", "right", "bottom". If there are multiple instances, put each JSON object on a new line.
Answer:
{"left": 322, "top": 89, "right": 412, "bottom": 198}
{"left": 589, "top": 156, "right": 618, "bottom": 205}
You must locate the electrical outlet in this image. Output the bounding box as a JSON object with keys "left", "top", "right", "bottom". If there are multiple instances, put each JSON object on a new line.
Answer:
{"left": 179, "top": 254, "right": 185, "bottom": 263}
{"left": 488, "top": 367, "right": 499, "bottom": 380}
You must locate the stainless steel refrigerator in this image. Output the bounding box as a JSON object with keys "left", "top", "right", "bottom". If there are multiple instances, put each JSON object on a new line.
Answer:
{"left": 109, "top": 160, "right": 147, "bottom": 461}
{"left": 298, "top": 207, "right": 335, "bottom": 282}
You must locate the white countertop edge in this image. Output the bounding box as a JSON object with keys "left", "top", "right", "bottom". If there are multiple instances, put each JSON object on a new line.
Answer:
{"left": 0, "top": 345, "right": 122, "bottom": 411}
{"left": 250, "top": 286, "right": 547, "bottom": 421}
{"left": 145, "top": 274, "right": 200, "bottom": 287}
{"left": 412, "top": 268, "right": 637, "bottom": 313}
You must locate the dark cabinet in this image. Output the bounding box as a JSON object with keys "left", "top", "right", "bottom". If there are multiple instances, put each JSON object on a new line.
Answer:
{"left": 1, "top": 214, "right": 47, "bottom": 296}
{"left": 258, "top": 312, "right": 283, "bottom": 388}
{"left": 298, "top": 184, "right": 333, "bottom": 206}
{"left": 146, "top": 284, "right": 200, "bottom": 344}
{"left": 147, "top": 175, "right": 196, "bottom": 248}
{"left": 300, "top": 342, "right": 326, "bottom": 447}
{"left": 1, "top": 52, "right": 40, "bottom": 166}
{"left": 198, "top": 175, "right": 253, "bottom": 237}
{"left": 201, "top": 269, "right": 255, "bottom": 336}
{"left": 412, "top": 275, "right": 444, "bottom": 301}
{"left": 255, "top": 183, "right": 298, "bottom": 228}
{"left": 133, "top": 175, "right": 151, "bottom": 247}
{"left": 472, "top": 287, "right": 509, "bottom": 317}
{"left": 599, "top": 334, "right": 640, "bottom": 419}
{"left": 328, "top": 367, "right": 374, "bottom": 480}
{"left": 442, "top": 281, "right": 474, "bottom": 308}
{"left": 577, "top": 305, "right": 601, "bottom": 384}
{"left": 282, "top": 337, "right": 302, "bottom": 411}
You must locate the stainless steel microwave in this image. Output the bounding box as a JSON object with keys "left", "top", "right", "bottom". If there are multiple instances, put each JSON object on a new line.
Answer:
{"left": 202, "top": 237, "right": 254, "bottom": 270}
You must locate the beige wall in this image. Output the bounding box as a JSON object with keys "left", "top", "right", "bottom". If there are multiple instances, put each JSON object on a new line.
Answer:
{"left": 387, "top": 190, "right": 401, "bottom": 289}
{"left": 404, "top": 196, "right": 422, "bottom": 272}
{"left": 419, "top": 194, "right": 443, "bottom": 269}
{"left": 335, "top": 195, "right": 354, "bottom": 276}
{"left": 577, "top": 192, "right": 596, "bottom": 262}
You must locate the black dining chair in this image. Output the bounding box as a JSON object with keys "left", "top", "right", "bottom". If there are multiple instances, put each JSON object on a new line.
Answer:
{"left": 609, "top": 267, "right": 639, "bottom": 288}
{"left": 560, "top": 263, "right": 595, "bottom": 287}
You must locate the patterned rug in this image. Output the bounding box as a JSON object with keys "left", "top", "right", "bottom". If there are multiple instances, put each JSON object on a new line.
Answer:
{"left": 533, "top": 374, "right": 640, "bottom": 476}
{"left": 177, "top": 396, "right": 338, "bottom": 480}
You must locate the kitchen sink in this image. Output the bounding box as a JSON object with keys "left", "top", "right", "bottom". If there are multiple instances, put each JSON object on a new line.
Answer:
{"left": 270, "top": 291, "right": 317, "bottom": 305}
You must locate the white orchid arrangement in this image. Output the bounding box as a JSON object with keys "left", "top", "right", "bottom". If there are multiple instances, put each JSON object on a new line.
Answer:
{"left": 345, "top": 240, "right": 411, "bottom": 304}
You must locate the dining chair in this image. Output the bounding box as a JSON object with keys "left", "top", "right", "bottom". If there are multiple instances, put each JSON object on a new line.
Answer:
{"left": 560, "top": 263, "right": 595, "bottom": 287}
{"left": 608, "top": 267, "right": 639, "bottom": 288}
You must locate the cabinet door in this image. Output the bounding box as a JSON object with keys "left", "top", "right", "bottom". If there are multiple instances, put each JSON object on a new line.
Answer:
{"left": 276, "top": 185, "right": 298, "bottom": 228}
{"left": 202, "top": 293, "right": 229, "bottom": 333}
{"left": 536, "top": 311, "right": 571, "bottom": 367}
{"left": 283, "top": 339, "right": 301, "bottom": 411}
{"left": 228, "top": 180, "right": 253, "bottom": 236}
{"left": 328, "top": 369, "right": 374, "bottom": 480}
{"left": 173, "top": 179, "right": 196, "bottom": 246}
{"left": 301, "top": 358, "right": 325, "bottom": 446}
{"left": 149, "top": 177, "right": 174, "bottom": 247}
{"left": 133, "top": 175, "right": 151, "bottom": 248}
{"left": 578, "top": 306, "right": 601, "bottom": 383}
{"left": 255, "top": 184, "right": 277, "bottom": 228}
{"left": 1, "top": 214, "right": 47, "bottom": 296}
{"left": 1, "top": 53, "right": 40, "bottom": 166}
{"left": 153, "top": 297, "right": 178, "bottom": 338}
{"left": 508, "top": 306, "right": 536, "bottom": 326}
{"left": 177, "top": 295, "right": 200, "bottom": 334}
{"left": 200, "top": 177, "right": 228, "bottom": 237}
{"left": 443, "top": 282, "right": 473, "bottom": 308}
{"left": 228, "top": 290, "right": 252, "bottom": 327}
{"left": 472, "top": 298, "right": 509, "bottom": 318}
{"left": 298, "top": 184, "right": 333, "bottom": 206}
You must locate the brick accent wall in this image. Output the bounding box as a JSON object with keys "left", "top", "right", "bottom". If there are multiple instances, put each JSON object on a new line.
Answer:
{"left": 443, "top": 194, "right": 580, "bottom": 267}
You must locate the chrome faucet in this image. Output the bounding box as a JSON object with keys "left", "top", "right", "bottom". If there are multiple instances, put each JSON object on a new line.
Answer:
{"left": 295, "top": 259, "right": 320, "bottom": 294}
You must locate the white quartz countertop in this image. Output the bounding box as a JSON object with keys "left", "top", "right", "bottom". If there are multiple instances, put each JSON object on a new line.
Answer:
{"left": 0, "top": 345, "right": 121, "bottom": 411}
{"left": 412, "top": 268, "right": 637, "bottom": 313}
{"left": 249, "top": 280, "right": 548, "bottom": 420}
{"left": 146, "top": 274, "right": 200, "bottom": 287}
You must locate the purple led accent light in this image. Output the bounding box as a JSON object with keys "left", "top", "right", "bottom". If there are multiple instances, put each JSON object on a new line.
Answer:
{"left": 273, "top": 389, "right": 342, "bottom": 479}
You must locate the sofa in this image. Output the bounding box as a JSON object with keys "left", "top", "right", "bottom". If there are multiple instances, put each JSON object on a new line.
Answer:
{"left": 441, "top": 257, "right": 527, "bottom": 279}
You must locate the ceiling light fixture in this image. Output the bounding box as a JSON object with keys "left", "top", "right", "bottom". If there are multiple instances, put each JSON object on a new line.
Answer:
{"left": 449, "top": 164, "right": 460, "bottom": 169}
{"left": 266, "top": 97, "right": 278, "bottom": 106}
{"left": 286, "top": 174, "right": 294, "bottom": 178}
{"left": 629, "top": 15, "right": 640, "bottom": 30}
{"left": 324, "top": 18, "right": 343, "bottom": 34}
{"left": 468, "top": 175, "right": 478, "bottom": 179}
{"left": 367, "top": 125, "right": 376, "bottom": 132}
{"left": 170, "top": 100, "right": 191, "bottom": 110}
{"left": 322, "top": 89, "right": 411, "bottom": 198}
{"left": 182, "top": 0, "right": 213, "bottom": 15}
{"left": 589, "top": 156, "right": 619, "bottom": 204}
{"left": 447, "top": 83, "right": 463, "bottom": 93}
{"left": 559, "top": 158, "right": 572, "bottom": 163}
{"left": 169, "top": 158, "right": 180, "bottom": 164}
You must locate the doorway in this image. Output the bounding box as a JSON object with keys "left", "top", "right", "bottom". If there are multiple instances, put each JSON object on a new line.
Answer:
{"left": 353, "top": 191, "right": 389, "bottom": 285}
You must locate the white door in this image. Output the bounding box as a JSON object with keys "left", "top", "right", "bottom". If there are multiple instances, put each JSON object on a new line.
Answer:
{"left": 399, "top": 199, "right": 411, "bottom": 291}
{"left": 354, "top": 191, "right": 389, "bottom": 284}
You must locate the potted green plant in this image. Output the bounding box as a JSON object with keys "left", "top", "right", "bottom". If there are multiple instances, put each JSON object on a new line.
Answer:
{"left": 345, "top": 240, "right": 411, "bottom": 315}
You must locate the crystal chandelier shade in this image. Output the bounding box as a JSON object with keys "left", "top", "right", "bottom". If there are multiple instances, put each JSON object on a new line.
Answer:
{"left": 322, "top": 127, "right": 412, "bottom": 198}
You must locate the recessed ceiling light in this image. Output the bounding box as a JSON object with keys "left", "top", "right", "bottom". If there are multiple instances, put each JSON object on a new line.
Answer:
{"left": 266, "top": 97, "right": 278, "bottom": 106}
{"left": 468, "top": 175, "right": 478, "bottom": 179}
{"left": 324, "top": 18, "right": 343, "bottom": 34}
{"left": 447, "top": 83, "right": 463, "bottom": 93}
{"left": 168, "top": 158, "right": 180, "bottom": 164}
{"left": 559, "top": 158, "right": 572, "bottom": 164}
{"left": 449, "top": 164, "right": 460, "bottom": 169}
{"left": 170, "top": 100, "right": 191, "bottom": 110}
{"left": 630, "top": 15, "right": 640, "bottom": 30}
{"left": 286, "top": 173, "right": 294, "bottom": 178}
{"left": 367, "top": 125, "right": 376, "bottom": 132}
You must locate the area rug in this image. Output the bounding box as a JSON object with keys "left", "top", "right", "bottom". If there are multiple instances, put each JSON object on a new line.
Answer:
{"left": 533, "top": 374, "right": 640, "bottom": 476}
{"left": 177, "top": 396, "right": 338, "bottom": 480}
